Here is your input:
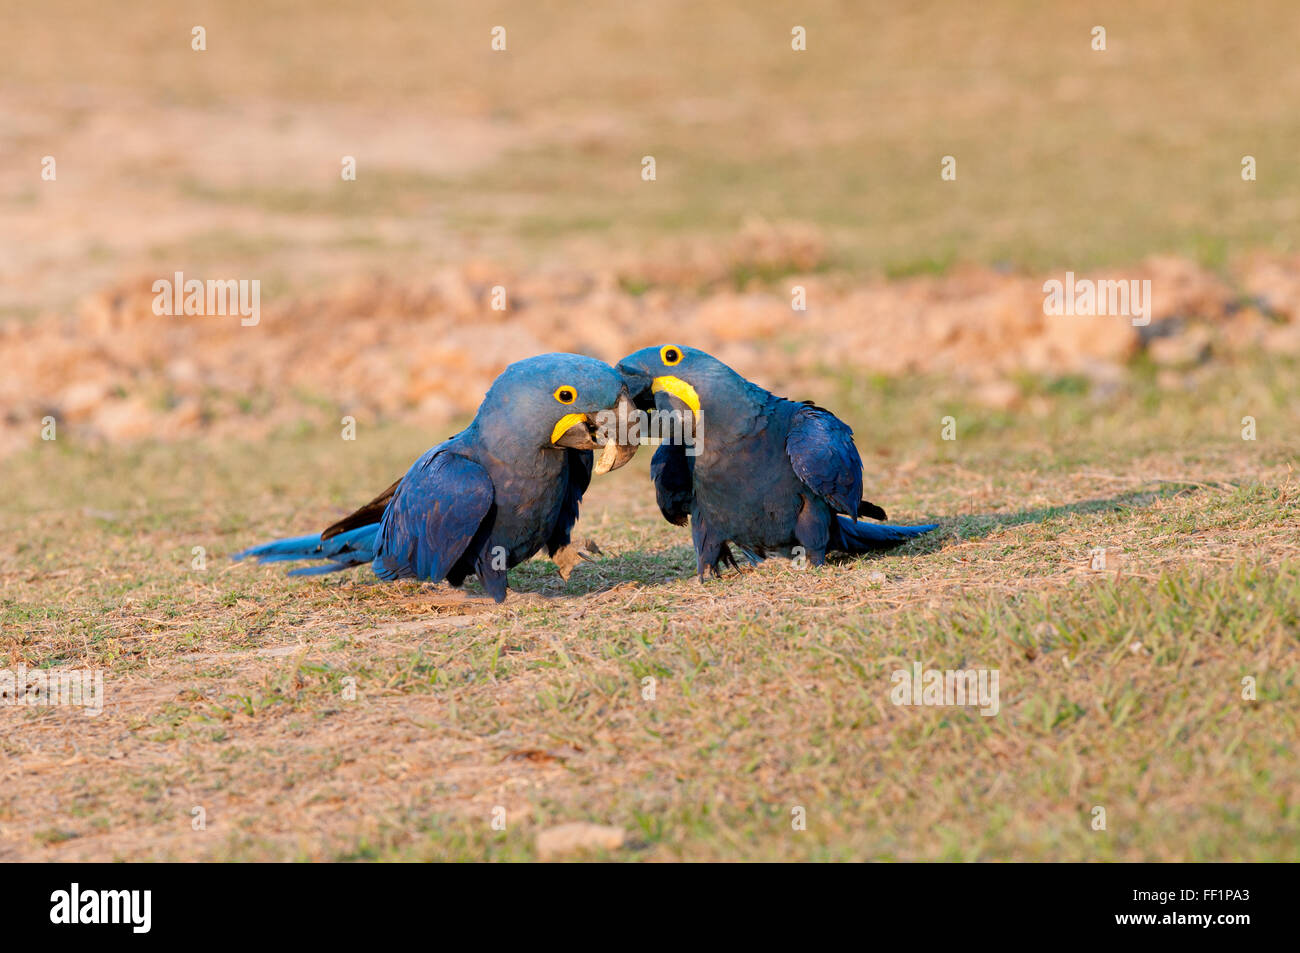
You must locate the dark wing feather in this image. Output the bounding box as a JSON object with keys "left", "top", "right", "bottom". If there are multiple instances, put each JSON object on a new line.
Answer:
{"left": 858, "top": 500, "right": 887, "bottom": 521}
{"left": 546, "top": 448, "right": 594, "bottom": 556}
{"left": 650, "top": 441, "right": 694, "bottom": 526}
{"left": 785, "top": 404, "right": 863, "bottom": 516}
{"left": 321, "top": 479, "right": 400, "bottom": 540}
{"left": 372, "top": 449, "right": 495, "bottom": 582}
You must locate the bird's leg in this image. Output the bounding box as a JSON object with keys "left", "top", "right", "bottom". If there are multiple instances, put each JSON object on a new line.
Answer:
{"left": 692, "top": 519, "right": 731, "bottom": 582}
{"left": 473, "top": 548, "right": 509, "bottom": 603}
{"left": 794, "top": 495, "right": 830, "bottom": 567}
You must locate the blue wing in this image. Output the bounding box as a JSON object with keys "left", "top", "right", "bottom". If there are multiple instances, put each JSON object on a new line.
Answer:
{"left": 546, "top": 449, "right": 593, "bottom": 555}
{"left": 785, "top": 403, "right": 863, "bottom": 516}
{"left": 372, "top": 448, "right": 497, "bottom": 584}
{"left": 650, "top": 441, "right": 693, "bottom": 526}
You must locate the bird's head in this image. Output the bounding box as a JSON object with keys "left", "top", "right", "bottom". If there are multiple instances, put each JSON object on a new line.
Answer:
{"left": 616, "top": 344, "right": 705, "bottom": 415}
{"left": 480, "top": 353, "right": 639, "bottom": 473}
{"left": 615, "top": 344, "right": 749, "bottom": 440}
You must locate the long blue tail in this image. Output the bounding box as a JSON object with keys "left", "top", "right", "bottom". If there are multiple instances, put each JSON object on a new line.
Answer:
{"left": 232, "top": 524, "right": 379, "bottom": 576}
{"left": 832, "top": 515, "right": 939, "bottom": 553}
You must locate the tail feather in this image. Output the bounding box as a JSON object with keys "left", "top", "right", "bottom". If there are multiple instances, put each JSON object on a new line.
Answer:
{"left": 233, "top": 524, "right": 379, "bottom": 575}
{"left": 833, "top": 515, "right": 938, "bottom": 553}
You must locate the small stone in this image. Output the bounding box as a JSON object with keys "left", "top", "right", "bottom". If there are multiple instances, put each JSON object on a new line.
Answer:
{"left": 1148, "top": 326, "right": 1212, "bottom": 366}
{"left": 536, "top": 822, "right": 626, "bottom": 859}
{"left": 973, "top": 379, "right": 1020, "bottom": 410}
{"left": 58, "top": 380, "right": 111, "bottom": 420}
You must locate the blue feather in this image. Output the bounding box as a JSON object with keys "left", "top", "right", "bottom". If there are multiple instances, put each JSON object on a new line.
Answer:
{"left": 233, "top": 524, "right": 379, "bottom": 569}
{"left": 834, "top": 517, "right": 939, "bottom": 552}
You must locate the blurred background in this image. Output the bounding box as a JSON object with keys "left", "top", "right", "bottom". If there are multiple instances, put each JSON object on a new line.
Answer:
{"left": 2, "top": 0, "right": 1299, "bottom": 452}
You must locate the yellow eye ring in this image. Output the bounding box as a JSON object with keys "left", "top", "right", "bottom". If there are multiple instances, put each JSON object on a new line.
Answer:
{"left": 553, "top": 386, "right": 577, "bottom": 404}
{"left": 660, "top": 344, "right": 684, "bottom": 366}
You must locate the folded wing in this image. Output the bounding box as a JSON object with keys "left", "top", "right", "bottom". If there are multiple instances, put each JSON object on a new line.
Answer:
{"left": 372, "top": 449, "right": 498, "bottom": 589}
{"left": 650, "top": 441, "right": 694, "bottom": 526}
{"left": 785, "top": 403, "right": 864, "bottom": 517}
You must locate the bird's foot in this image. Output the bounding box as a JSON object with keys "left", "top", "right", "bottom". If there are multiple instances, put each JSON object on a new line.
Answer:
{"left": 695, "top": 543, "right": 743, "bottom": 583}
{"left": 553, "top": 539, "right": 604, "bottom": 581}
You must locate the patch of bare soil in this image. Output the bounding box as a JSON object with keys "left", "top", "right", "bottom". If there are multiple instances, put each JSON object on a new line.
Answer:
{"left": 6, "top": 230, "right": 1300, "bottom": 457}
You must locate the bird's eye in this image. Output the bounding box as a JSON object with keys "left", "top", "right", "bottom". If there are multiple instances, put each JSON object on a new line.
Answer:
{"left": 660, "top": 345, "right": 683, "bottom": 366}
{"left": 553, "top": 386, "right": 577, "bottom": 404}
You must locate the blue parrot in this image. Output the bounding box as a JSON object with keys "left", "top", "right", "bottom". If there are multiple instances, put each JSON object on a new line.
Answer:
{"left": 615, "top": 344, "right": 938, "bottom": 579}
{"left": 234, "top": 353, "right": 639, "bottom": 602}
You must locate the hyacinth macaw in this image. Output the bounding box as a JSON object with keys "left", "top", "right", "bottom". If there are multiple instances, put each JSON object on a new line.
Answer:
{"left": 234, "top": 353, "right": 638, "bottom": 602}
{"left": 615, "top": 344, "right": 938, "bottom": 579}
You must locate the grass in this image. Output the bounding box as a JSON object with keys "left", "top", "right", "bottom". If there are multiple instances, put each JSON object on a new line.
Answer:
{"left": 1, "top": 353, "right": 1296, "bottom": 860}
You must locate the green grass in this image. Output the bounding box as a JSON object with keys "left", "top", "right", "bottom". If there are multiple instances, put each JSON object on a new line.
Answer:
{"left": 1, "top": 354, "right": 1296, "bottom": 860}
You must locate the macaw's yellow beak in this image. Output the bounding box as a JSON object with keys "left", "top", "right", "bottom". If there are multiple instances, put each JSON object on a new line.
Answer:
{"left": 550, "top": 391, "right": 640, "bottom": 474}
{"left": 550, "top": 413, "right": 589, "bottom": 446}
{"left": 652, "top": 375, "right": 700, "bottom": 416}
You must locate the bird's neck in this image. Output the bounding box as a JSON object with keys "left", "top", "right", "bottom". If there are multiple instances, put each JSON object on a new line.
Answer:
{"left": 461, "top": 417, "right": 558, "bottom": 477}
{"left": 697, "top": 375, "right": 771, "bottom": 448}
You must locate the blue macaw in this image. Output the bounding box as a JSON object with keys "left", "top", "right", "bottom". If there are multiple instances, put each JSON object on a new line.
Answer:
{"left": 615, "top": 344, "right": 938, "bottom": 579}
{"left": 234, "top": 353, "right": 639, "bottom": 602}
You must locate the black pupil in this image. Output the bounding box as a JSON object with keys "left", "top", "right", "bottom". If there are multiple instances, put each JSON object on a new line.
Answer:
{"left": 666, "top": 350, "right": 678, "bottom": 362}
{"left": 560, "top": 389, "right": 573, "bottom": 401}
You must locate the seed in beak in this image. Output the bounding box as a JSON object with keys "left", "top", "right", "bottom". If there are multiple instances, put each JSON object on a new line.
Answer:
{"left": 593, "top": 438, "right": 620, "bottom": 475}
